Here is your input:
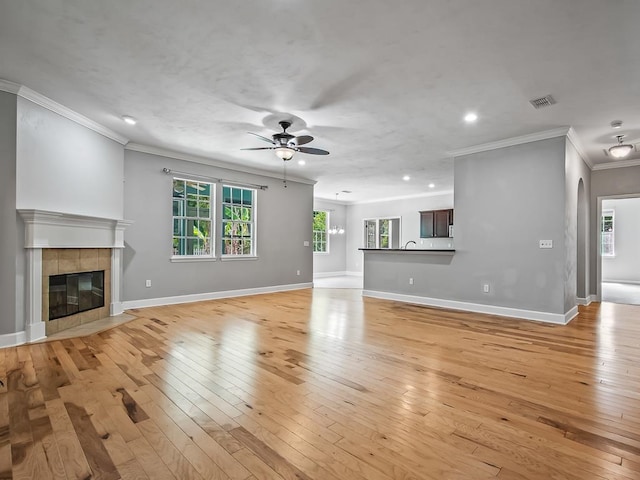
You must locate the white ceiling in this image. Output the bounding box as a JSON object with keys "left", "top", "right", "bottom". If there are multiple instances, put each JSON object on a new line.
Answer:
{"left": 2, "top": 0, "right": 639, "bottom": 203}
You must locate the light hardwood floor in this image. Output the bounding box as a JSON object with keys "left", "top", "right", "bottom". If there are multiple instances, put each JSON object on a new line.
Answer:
{"left": 3, "top": 289, "right": 640, "bottom": 479}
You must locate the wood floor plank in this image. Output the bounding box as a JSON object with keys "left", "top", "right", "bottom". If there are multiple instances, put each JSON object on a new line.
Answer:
{"left": 3, "top": 290, "right": 640, "bottom": 479}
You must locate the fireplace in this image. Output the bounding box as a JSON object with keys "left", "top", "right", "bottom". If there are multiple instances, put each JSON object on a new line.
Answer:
{"left": 19, "top": 209, "right": 132, "bottom": 342}
{"left": 49, "top": 270, "right": 105, "bottom": 320}
{"left": 42, "top": 248, "right": 112, "bottom": 335}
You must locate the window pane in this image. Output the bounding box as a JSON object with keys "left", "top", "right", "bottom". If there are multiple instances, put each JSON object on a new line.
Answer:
{"left": 172, "top": 199, "right": 183, "bottom": 216}
{"left": 173, "top": 179, "right": 213, "bottom": 257}
{"left": 186, "top": 199, "right": 197, "bottom": 217}
{"left": 173, "top": 180, "right": 185, "bottom": 198}
{"left": 232, "top": 187, "right": 241, "bottom": 204}
{"left": 222, "top": 186, "right": 256, "bottom": 256}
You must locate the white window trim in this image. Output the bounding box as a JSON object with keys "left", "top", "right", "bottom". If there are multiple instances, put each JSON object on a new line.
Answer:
{"left": 601, "top": 209, "right": 615, "bottom": 258}
{"left": 171, "top": 177, "right": 216, "bottom": 260}
{"left": 363, "top": 217, "right": 401, "bottom": 249}
{"left": 221, "top": 185, "right": 257, "bottom": 258}
{"left": 313, "top": 210, "right": 330, "bottom": 255}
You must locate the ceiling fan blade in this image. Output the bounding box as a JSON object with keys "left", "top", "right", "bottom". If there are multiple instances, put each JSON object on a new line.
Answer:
{"left": 240, "top": 147, "right": 275, "bottom": 151}
{"left": 294, "top": 135, "right": 314, "bottom": 146}
{"left": 247, "top": 132, "right": 275, "bottom": 144}
{"left": 297, "top": 146, "right": 330, "bottom": 155}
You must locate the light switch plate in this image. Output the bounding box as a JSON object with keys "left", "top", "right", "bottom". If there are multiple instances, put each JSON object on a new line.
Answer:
{"left": 539, "top": 240, "right": 553, "bottom": 249}
{"left": 303, "top": 241, "right": 310, "bottom": 247}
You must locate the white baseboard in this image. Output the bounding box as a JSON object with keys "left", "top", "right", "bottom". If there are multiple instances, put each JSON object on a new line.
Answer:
{"left": 122, "top": 282, "right": 313, "bottom": 310}
{"left": 602, "top": 279, "right": 640, "bottom": 285}
{"left": 313, "top": 271, "right": 347, "bottom": 279}
{"left": 110, "top": 301, "right": 124, "bottom": 316}
{"left": 362, "top": 290, "right": 576, "bottom": 325}
{"left": 577, "top": 295, "right": 596, "bottom": 306}
{"left": 26, "top": 322, "right": 46, "bottom": 343}
{"left": 345, "top": 271, "right": 363, "bottom": 277}
{"left": 0, "top": 330, "right": 27, "bottom": 348}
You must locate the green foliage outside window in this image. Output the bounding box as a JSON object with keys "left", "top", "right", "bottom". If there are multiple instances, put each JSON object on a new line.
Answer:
{"left": 223, "top": 186, "right": 255, "bottom": 255}
{"left": 172, "top": 179, "right": 212, "bottom": 256}
{"left": 313, "top": 211, "right": 328, "bottom": 253}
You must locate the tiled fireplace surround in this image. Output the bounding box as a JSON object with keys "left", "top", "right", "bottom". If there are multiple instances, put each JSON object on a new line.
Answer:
{"left": 19, "top": 210, "right": 131, "bottom": 342}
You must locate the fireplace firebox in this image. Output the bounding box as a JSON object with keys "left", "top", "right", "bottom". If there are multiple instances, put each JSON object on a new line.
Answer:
{"left": 49, "top": 270, "right": 105, "bottom": 320}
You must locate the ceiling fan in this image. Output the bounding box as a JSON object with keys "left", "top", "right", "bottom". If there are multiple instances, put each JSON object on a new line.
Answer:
{"left": 241, "top": 120, "right": 330, "bottom": 161}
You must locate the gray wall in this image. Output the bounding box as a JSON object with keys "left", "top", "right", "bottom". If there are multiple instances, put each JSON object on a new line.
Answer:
{"left": 0, "top": 92, "right": 19, "bottom": 335}
{"left": 590, "top": 165, "right": 640, "bottom": 295}
{"left": 364, "top": 137, "right": 569, "bottom": 315}
{"left": 313, "top": 198, "right": 347, "bottom": 275}
{"left": 345, "top": 192, "right": 454, "bottom": 273}
{"left": 601, "top": 197, "right": 640, "bottom": 284}
{"left": 16, "top": 97, "right": 124, "bottom": 218}
{"left": 564, "top": 140, "right": 591, "bottom": 308}
{"left": 123, "top": 150, "right": 314, "bottom": 301}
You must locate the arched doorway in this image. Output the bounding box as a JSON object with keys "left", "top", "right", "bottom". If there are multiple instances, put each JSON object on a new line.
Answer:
{"left": 576, "top": 179, "right": 588, "bottom": 302}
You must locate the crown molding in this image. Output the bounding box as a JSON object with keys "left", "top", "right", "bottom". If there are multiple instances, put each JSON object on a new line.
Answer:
{"left": 591, "top": 158, "right": 640, "bottom": 171}
{"left": 0, "top": 79, "right": 21, "bottom": 95}
{"left": 0, "top": 79, "right": 128, "bottom": 145}
{"left": 447, "top": 127, "right": 571, "bottom": 158}
{"left": 350, "top": 189, "right": 454, "bottom": 206}
{"left": 126, "top": 143, "right": 317, "bottom": 186}
{"left": 566, "top": 127, "right": 593, "bottom": 168}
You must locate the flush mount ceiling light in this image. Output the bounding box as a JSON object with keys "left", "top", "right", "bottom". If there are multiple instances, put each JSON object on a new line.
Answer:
{"left": 464, "top": 112, "right": 478, "bottom": 123}
{"left": 609, "top": 135, "right": 634, "bottom": 159}
{"left": 403, "top": 175, "right": 410, "bottom": 181}
{"left": 428, "top": 183, "right": 435, "bottom": 188}
{"left": 122, "top": 115, "right": 137, "bottom": 125}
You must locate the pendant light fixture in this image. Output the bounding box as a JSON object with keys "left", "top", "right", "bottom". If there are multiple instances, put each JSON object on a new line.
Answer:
{"left": 609, "top": 135, "right": 633, "bottom": 159}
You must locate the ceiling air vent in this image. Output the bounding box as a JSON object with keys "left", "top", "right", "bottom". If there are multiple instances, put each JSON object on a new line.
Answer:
{"left": 529, "top": 95, "right": 556, "bottom": 109}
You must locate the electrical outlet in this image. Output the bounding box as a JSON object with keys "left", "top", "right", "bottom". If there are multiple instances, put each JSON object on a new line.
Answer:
{"left": 296, "top": 270, "right": 301, "bottom": 276}
{"left": 145, "top": 279, "right": 151, "bottom": 288}
{"left": 409, "top": 277, "right": 414, "bottom": 285}
{"left": 539, "top": 240, "right": 553, "bottom": 249}
{"left": 483, "top": 283, "right": 490, "bottom": 293}
{"left": 303, "top": 241, "right": 310, "bottom": 247}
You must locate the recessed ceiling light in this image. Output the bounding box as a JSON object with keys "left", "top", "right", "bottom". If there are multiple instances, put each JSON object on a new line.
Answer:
{"left": 122, "top": 115, "right": 137, "bottom": 125}
{"left": 464, "top": 112, "right": 478, "bottom": 123}
{"left": 428, "top": 183, "right": 435, "bottom": 188}
{"left": 403, "top": 175, "right": 410, "bottom": 181}
{"left": 297, "top": 159, "right": 306, "bottom": 165}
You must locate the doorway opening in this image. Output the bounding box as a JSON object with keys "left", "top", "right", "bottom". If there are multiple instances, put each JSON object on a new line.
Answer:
{"left": 599, "top": 196, "right": 640, "bottom": 305}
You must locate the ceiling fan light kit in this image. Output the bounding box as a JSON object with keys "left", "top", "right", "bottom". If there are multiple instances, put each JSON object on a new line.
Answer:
{"left": 608, "top": 135, "right": 633, "bottom": 159}
{"left": 241, "top": 120, "right": 330, "bottom": 163}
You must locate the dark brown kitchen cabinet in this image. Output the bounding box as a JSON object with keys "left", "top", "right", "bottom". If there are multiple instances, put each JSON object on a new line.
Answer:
{"left": 420, "top": 209, "right": 453, "bottom": 238}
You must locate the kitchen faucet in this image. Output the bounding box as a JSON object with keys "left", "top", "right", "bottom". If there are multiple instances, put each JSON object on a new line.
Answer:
{"left": 404, "top": 240, "right": 416, "bottom": 249}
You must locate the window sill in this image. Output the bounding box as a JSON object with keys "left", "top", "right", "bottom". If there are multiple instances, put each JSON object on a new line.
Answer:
{"left": 220, "top": 255, "right": 259, "bottom": 262}
{"left": 171, "top": 256, "right": 217, "bottom": 263}
{"left": 313, "top": 252, "right": 330, "bottom": 255}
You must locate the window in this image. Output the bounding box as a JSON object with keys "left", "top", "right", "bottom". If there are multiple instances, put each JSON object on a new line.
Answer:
{"left": 601, "top": 209, "right": 615, "bottom": 257}
{"left": 172, "top": 179, "right": 213, "bottom": 257}
{"left": 222, "top": 185, "right": 255, "bottom": 256}
{"left": 313, "top": 211, "right": 329, "bottom": 253}
{"left": 363, "top": 217, "right": 401, "bottom": 249}
{"left": 379, "top": 219, "right": 390, "bottom": 248}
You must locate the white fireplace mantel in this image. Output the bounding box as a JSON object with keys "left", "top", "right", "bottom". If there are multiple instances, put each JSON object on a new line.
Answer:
{"left": 18, "top": 209, "right": 133, "bottom": 343}
{"left": 19, "top": 209, "right": 132, "bottom": 249}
